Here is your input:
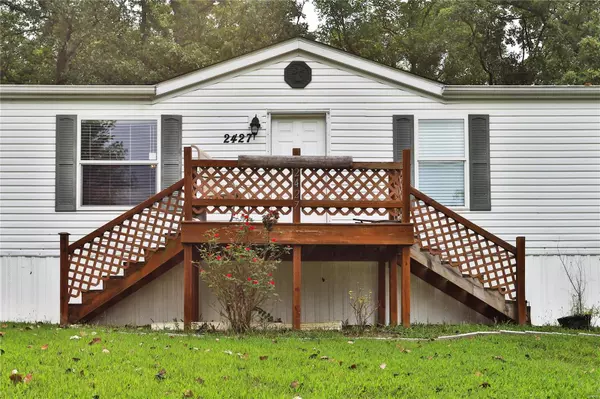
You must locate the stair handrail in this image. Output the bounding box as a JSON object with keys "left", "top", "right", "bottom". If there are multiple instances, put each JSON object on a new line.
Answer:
{"left": 410, "top": 187, "right": 516, "bottom": 254}
{"left": 67, "top": 180, "right": 184, "bottom": 253}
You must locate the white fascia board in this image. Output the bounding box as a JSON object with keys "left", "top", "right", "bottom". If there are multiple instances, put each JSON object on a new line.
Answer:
{"left": 0, "top": 85, "right": 155, "bottom": 100}
{"left": 297, "top": 39, "right": 445, "bottom": 98}
{"left": 155, "top": 40, "right": 302, "bottom": 96}
{"left": 443, "top": 85, "right": 600, "bottom": 100}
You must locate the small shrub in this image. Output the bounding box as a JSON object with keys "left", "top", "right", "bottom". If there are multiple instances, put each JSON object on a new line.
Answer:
{"left": 348, "top": 285, "right": 378, "bottom": 331}
{"left": 196, "top": 211, "right": 289, "bottom": 333}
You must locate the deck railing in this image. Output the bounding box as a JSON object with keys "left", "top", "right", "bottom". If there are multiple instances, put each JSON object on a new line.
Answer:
{"left": 183, "top": 147, "right": 411, "bottom": 223}
{"left": 411, "top": 187, "right": 525, "bottom": 309}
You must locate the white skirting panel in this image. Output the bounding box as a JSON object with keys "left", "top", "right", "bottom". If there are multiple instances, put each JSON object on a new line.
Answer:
{"left": 0, "top": 256, "right": 59, "bottom": 323}
{"left": 1, "top": 256, "right": 598, "bottom": 327}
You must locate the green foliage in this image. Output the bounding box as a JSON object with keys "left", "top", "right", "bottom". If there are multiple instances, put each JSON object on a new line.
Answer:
{"left": 2, "top": 0, "right": 598, "bottom": 85}
{"left": 1, "top": 323, "right": 599, "bottom": 397}
{"left": 196, "top": 212, "right": 289, "bottom": 333}
{"left": 314, "top": 0, "right": 600, "bottom": 84}
{"left": 1, "top": 0, "right": 309, "bottom": 84}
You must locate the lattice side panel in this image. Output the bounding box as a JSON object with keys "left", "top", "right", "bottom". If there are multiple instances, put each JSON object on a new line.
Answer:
{"left": 192, "top": 166, "right": 293, "bottom": 201}
{"left": 410, "top": 197, "right": 517, "bottom": 299}
{"left": 301, "top": 168, "right": 401, "bottom": 201}
{"left": 67, "top": 188, "right": 185, "bottom": 298}
{"left": 301, "top": 168, "right": 401, "bottom": 216}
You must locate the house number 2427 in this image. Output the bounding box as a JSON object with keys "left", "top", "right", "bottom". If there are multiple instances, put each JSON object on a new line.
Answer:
{"left": 223, "top": 133, "right": 257, "bottom": 143}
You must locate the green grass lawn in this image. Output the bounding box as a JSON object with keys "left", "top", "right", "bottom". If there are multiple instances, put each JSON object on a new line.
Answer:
{"left": 1, "top": 324, "right": 599, "bottom": 398}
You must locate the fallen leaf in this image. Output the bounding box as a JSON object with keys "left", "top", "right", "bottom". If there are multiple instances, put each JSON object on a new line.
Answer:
{"left": 69, "top": 335, "right": 81, "bottom": 340}
{"left": 183, "top": 389, "right": 194, "bottom": 397}
{"left": 27, "top": 345, "right": 32, "bottom": 349}
{"left": 23, "top": 373, "right": 33, "bottom": 383}
{"left": 0, "top": 332, "right": 4, "bottom": 337}
{"left": 224, "top": 350, "right": 233, "bottom": 355}
{"left": 480, "top": 382, "right": 491, "bottom": 389}
{"left": 290, "top": 380, "right": 299, "bottom": 389}
{"left": 0, "top": 349, "right": 4, "bottom": 355}
{"left": 155, "top": 369, "right": 167, "bottom": 381}
{"left": 493, "top": 356, "right": 506, "bottom": 363}
{"left": 89, "top": 338, "right": 101, "bottom": 346}
{"left": 41, "top": 344, "right": 48, "bottom": 350}
{"left": 259, "top": 356, "right": 268, "bottom": 361}
{"left": 474, "top": 371, "right": 483, "bottom": 377}
{"left": 102, "top": 348, "right": 110, "bottom": 354}
{"left": 72, "top": 357, "right": 81, "bottom": 362}
{"left": 347, "top": 340, "right": 354, "bottom": 344}
{"left": 349, "top": 364, "right": 357, "bottom": 369}
{"left": 380, "top": 363, "right": 386, "bottom": 370}
{"left": 320, "top": 356, "right": 329, "bottom": 360}
{"left": 9, "top": 372, "right": 23, "bottom": 384}
{"left": 308, "top": 353, "right": 318, "bottom": 359}
{"left": 535, "top": 336, "right": 540, "bottom": 341}
{"left": 215, "top": 338, "right": 220, "bottom": 342}
{"left": 222, "top": 376, "right": 229, "bottom": 381}
{"left": 195, "top": 377, "right": 204, "bottom": 384}
{"left": 238, "top": 353, "right": 249, "bottom": 360}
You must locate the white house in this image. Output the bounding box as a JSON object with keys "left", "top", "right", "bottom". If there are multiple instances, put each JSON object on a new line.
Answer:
{"left": 0, "top": 38, "right": 599, "bottom": 327}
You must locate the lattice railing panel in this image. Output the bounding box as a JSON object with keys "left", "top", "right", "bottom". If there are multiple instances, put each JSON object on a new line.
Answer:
{"left": 301, "top": 168, "right": 401, "bottom": 201}
{"left": 411, "top": 192, "right": 517, "bottom": 299}
{"left": 302, "top": 207, "right": 399, "bottom": 217}
{"left": 192, "top": 166, "right": 293, "bottom": 201}
{"left": 67, "top": 183, "right": 185, "bottom": 298}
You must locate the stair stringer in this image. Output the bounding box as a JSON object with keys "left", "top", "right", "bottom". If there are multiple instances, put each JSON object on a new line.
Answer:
{"left": 68, "top": 237, "right": 184, "bottom": 324}
{"left": 409, "top": 244, "right": 516, "bottom": 323}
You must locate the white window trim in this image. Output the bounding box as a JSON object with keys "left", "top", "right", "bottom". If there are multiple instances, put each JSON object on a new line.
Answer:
{"left": 413, "top": 112, "right": 470, "bottom": 210}
{"left": 76, "top": 116, "right": 161, "bottom": 211}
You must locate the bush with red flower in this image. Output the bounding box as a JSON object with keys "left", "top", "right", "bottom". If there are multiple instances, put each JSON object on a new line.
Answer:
{"left": 195, "top": 211, "right": 288, "bottom": 332}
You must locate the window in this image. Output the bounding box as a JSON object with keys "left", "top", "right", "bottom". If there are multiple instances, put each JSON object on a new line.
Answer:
{"left": 417, "top": 119, "right": 466, "bottom": 207}
{"left": 80, "top": 120, "right": 158, "bottom": 206}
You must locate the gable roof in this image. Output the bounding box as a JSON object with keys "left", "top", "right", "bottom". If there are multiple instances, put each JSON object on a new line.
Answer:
{"left": 154, "top": 38, "right": 445, "bottom": 98}
{"left": 1, "top": 38, "right": 599, "bottom": 101}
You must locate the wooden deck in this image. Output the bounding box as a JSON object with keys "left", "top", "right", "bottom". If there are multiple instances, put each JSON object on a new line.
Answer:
{"left": 59, "top": 147, "right": 526, "bottom": 330}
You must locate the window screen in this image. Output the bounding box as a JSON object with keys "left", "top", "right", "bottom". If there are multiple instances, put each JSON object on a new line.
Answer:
{"left": 80, "top": 120, "right": 158, "bottom": 206}
{"left": 417, "top": 119, "right": 466, "bottom": 207}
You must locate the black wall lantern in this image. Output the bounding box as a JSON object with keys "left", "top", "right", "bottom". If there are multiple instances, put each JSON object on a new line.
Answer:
{"left": 250, "top": 115, "right": 261, "bottom": 137}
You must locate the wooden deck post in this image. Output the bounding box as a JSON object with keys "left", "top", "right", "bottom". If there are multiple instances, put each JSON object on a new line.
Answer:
{"left": 377, "top": 260, "right": 387, "bottom": 325}
{"left": 389, "top": 251, "right": 398, "bottom": 325}
{"left": 293, "top": 246, "right": 302, "bottom": 330}
{"left": 183, "top": 147, "right": 198, "bottom": 330}
{"left": 516, "top": 236, "right": 526, "bottom": 325}
{"left": 400, "top": 246, "right": 411, "bottom": 328}
{"left": 59, "top": 232, "right": 70, "bottom": 326}
{"left": 292, "top": 147, "right": 302, "bottom": 330}
{"left": 400, "top": 149, "right": 412, "bottom": 327}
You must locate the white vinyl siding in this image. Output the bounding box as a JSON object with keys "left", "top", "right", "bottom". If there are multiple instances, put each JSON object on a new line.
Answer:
{"left": 0, "top": 53, "right": 598, "bottom": 256}
{"left": 417, "top": 119, "right": 466, "bottom": 206}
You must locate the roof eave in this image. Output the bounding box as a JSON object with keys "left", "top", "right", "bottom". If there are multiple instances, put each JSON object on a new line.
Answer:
{"left": 443, "top": 85, "right": 600, "bottom": 101}
{"left": 0, "top": 85, "right": 156, "bottom": 100}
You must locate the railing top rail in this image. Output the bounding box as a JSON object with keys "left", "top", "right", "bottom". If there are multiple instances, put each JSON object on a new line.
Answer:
{"left": 410, "top": 187, "right": 517, "bottom": 254}
{"left": 189, "top": 159, "right": 403, "bottom": 170}
{"left": 67, "top": 179, "right": 184, "bottom": 252}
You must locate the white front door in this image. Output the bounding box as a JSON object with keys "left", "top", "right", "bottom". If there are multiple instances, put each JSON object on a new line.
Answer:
{"left": 271, "top": 115, "right": 327, "bottom": 223}
{"left": 271, "top": 116, "right": 326, "bottom": 157}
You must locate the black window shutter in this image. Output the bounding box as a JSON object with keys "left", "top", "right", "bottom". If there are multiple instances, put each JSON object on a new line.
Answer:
{"left": 469, "top": 114, "right": 491, "bottom": 211}
{"left": 392, "top": 115, "right": 414, "bottom": 181}
{"left": 161, "top": 115, "right": 183, "bottom": 189}
{"left": 55, "top": 115, "right": 77, "bottom": 212}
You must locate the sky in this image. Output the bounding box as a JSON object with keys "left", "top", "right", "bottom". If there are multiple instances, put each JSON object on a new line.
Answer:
{"left": 302, "top": 1, "right": 320, "bottom": 32}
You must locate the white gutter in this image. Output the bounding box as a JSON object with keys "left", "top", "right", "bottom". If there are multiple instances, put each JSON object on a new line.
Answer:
{"left": 443, "top": 85, "right": 600, "bottom": 100}
{"left": 0, "top": 85, "right": 156, "bottom": 100}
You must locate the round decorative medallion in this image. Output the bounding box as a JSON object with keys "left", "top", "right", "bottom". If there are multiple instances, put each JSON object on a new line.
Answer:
{"left": 284, "top": 61, "right": 312, "bottom": 88}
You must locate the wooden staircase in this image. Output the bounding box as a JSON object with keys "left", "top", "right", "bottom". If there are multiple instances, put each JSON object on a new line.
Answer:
{"left": 59, "top": 149, "right": 526, "bottom": 327}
